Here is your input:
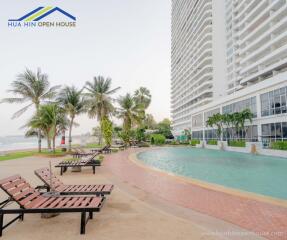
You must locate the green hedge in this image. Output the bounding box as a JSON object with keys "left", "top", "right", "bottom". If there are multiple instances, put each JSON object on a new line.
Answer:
{"left": 228, "top": 140, "right": 246, "bottom": 147}
{"left": 150, "top": 134, "right": 166, "bottom": 145}
{"left": 207, "top": 140, "right": 218, "bottom": 145}
{"left": 271, "top": 141, "right": 287, "bottom": 150}
{"left": 190, "top": 139, "right": 200, "bottom": 146}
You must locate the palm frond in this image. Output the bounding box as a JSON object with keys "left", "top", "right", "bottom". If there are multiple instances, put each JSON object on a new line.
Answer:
{"left": 0, "top": 97, "right": 27, "bottom": 104}
{"left": 12, "top": 103, "right": 33, "bottom": 119}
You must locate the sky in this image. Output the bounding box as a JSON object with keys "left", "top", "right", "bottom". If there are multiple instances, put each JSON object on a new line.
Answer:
{"left": 0, "top": 0, "right": 171, "bottom": 136}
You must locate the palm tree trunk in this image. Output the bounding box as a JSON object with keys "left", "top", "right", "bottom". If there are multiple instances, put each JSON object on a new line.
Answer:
{"left": 35, "top": 103, "right": 41, "bottom": 153}
{"left": 68, "top": 117, "right": 74, "bottom": 152}
{"left": 52, "top": 136, "right": 56, "bottom": 153}
{"left": 47, "top": 138, "right": 51, "bottom": 150}
{"left": 37, "top": 130, "right": 42, "bottom": 153}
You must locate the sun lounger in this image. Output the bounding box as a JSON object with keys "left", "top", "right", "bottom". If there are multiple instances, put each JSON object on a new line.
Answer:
{"left": 34, "top": 168, "right": 113, "bottom": 196}
{"left": 55, "top": 153, "right": 101, "bottom": 175}
{"left": 0, "top": 175, "right": 105, "bottom": 236}
{"left": 71, "top": 147, "right": 94, "bottom": 158}
{"left": 91, "top": 145, "right": 111, "bottom": 154}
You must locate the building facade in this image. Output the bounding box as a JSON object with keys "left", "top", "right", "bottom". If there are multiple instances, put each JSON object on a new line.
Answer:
{"left": 171, "top": 0, "right": 287, "bottom": 145}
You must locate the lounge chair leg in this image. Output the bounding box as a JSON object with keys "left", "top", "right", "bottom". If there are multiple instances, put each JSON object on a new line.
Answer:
{"left": 93, "top": 166, "right": 95, "bottom": 174}
{"left": 0, "top": 213, "right": 3, "bottom": 237}
{"left": 60, "top": 167, "right": 63, "bottom": 176}
{"left": 89, "top": 212, "right": 93, "bottom": 219}
{"left": 80, "top": 212, "right": 86, "bottom": 234}
{"left": 19, "top": 213, "right": 24, "bottom": 221}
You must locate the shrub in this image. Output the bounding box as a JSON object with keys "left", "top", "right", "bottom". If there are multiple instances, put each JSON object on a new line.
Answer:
{"left": 150, "top": 134, "right": 166, "bottom": 145}
{"left": 137, "top": 142, "right": 150, "bottom": 147}
{"left": 101, "top": 117, "right": 113, "bottom": 146}
{"left": 190, "top": 139, "right": 200, "bottom": 146}
{"left": 98, "top": 155, "right": 105, "bottom": 162}
{"left": 271, "top": 141, "right": 287, "bottom": 150}
{"left": 228, "top": 140, "right": 246, "bottom": 147}
{"left": 207, "top": 140, "right": 218, "bottom": 145}
{"left": 170, "top": 140, "right": 180, "bottom": 145}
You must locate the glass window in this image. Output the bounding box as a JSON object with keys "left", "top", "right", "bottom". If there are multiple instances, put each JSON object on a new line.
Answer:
{"left": 262, "top": 124, "right": 270, "bottom": 136}
{"left": 252, "top": 126, "right": 258, "bottom": 140}
{"left": 276, "top": 123, "right": 282, "bottom": 138}
{"left": 223, "top": 97, "right": 257, "bottom": 117}
{"left": 260, "top": 87, "right": 287, "bottom": 117}
{"left": 282, "top": 122, "right": 287, "bottom": 139}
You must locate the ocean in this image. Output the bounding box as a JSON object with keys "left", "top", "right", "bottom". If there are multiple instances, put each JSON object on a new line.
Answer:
{"left": 0, "top": 136, "right": 61, "bottom": 152}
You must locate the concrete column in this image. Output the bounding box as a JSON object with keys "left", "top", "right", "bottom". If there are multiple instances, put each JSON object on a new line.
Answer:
{"left": 256, "top": 93, "right": 262, "bottom": 142}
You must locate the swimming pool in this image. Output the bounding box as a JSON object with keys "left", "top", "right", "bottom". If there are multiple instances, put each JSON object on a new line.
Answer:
{"left": 137, "top": 147, "right": 287, "bottom": 200}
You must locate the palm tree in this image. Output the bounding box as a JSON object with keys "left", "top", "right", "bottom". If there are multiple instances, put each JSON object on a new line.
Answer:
{"left": 206, "top": 113, "right": 224, "bottom": 140}
{"left": 117, "top": 93, "right": 141, "bottom": 132}
{"left": 35, "top": 104, "right": 68, "bottom": 153}
{"left": 144, "top": 113, "right": 157, "bottom": 129}
{"left": 134, "top": 87, "right": 151, "bottom": 110}
{"left": 1, "top": 68, "right": 60, "bottom": 152}
{"left": 237, "top": 109, "right": 253, "bottom": 139}
{"left": 57, "top": 86, "right": 86, "bottom": 151}
{"left": 25, "top": 109, "right": 53, "bottom": 150}
{"left": 85, "top": 76, "right": 120, "bottom": 144}
{"left": 134, "top": 87, "right": 152, "bottom": 126}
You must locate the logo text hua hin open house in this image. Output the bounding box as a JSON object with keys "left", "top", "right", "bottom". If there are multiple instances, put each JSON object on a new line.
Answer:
{"left": 8, "top": 7, "right": 76, "bottom": 28}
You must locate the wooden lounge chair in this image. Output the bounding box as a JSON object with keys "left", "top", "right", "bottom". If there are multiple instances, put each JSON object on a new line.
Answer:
{"left": 91, "top": 145, "right": 111, "bottom": 154}
{"left": 55, "top": 153, "right": 101, "bottom": 175}
{"left": 0, "top": 175, "right": 105, "bottom": 236}
{"left": 71, "top": 147, "right": 94, "bottom": 158}
{"left": 35, "top": 168, "right": 113, "bottom": 196}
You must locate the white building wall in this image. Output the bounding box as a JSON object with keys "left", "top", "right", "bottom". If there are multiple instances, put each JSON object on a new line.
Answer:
{"left": 171, "top": 0, "right": 287, "bottom": 141}
{"left": 212, "top": 0, "right": 228, "bottom": 99}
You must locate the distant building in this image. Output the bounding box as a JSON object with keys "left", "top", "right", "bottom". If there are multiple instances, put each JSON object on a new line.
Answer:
{"left": 171, "top": 0, "right": 287, "bottom": 144}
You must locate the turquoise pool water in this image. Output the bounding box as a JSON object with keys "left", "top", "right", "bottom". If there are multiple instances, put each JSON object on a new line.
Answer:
{"left": 137, "top": 147, "right": 287, "bottom": 200}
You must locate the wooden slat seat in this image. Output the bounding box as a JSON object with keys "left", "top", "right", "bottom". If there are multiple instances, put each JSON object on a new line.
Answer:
{"left": 35, "top": 168, "right": 113, "bottom": 196}
{"left": 0, "top": 175, "right": 105, "bottom": 236}
{"left": 55, "top": 153, "right": 101, "bottom": 175}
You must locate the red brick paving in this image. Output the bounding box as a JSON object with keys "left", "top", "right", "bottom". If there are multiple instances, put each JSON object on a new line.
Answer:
{"left": 105, "top": 149, "right": 287, "bottom": 240}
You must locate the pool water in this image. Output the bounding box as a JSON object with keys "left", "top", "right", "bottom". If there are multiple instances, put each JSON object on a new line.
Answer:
{"left": 137, "top": 147, "right": 287, "bottom": 200}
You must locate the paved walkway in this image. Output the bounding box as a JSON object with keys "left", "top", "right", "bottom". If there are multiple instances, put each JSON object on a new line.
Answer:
{"left": 0, "top": 155, "right": 223, "bottom": 240}
{"left": 105, "top": 148, "right": 287, "bottom": 240}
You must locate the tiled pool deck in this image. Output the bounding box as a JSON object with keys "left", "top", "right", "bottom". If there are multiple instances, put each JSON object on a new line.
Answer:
{"left": 105, "top": 148, "right": 287, "bottom": 240}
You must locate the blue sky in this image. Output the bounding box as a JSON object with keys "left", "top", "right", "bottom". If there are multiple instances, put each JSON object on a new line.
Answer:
{"left": 0, "top": 0, "right": 171, "bottom": 136}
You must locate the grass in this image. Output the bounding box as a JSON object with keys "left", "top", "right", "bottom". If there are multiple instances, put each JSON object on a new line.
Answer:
{"left": 0, "top": 151, "right": 36, "bottom": 161}
{"left": 207, "top": 140, "right": 218, "bottom": 145}
{"left": 0, "top": 149, "right": 68, "bottom": 161}
{"left": 85, "top": 143, "right": 103, "bottom": 148}
{"left": 271, "top": 141, "right": 287, "bottom": 151}
{"left": 228, "top": 140, "right": 246, "bottom": 147}
{"left": 190, "top": 139, "right": 200, "bottom": 146}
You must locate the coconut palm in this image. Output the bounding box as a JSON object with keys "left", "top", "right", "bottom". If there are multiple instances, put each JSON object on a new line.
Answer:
{"left": 144, "top": 113, "right": 157, "bottom": 129}
{"left": 85, "top": 76, "right": 120, "bottom": 144}
{"left": 1, "top": 68, "right": 61, "bottom": 152}
{"left": 25, "top": 109, "right": 53, "bottom": 150}
{"left": 35, "top": 104, "right": 68, "bottom": 153}
{"left": 134, "top": 87, "right": 152, "bottom": 126}
{"left": 237, "top": 109, "right": 253, "bottom": 139}
{"left": 57, "top": 86, "right": 86, "bottom": 151}
{"left": 134, "top": 87, "right": 151, "bottom": 110}
{"left": 206, "top": 113, "right": 224, "bottom": 140}
{"left": 117, "top": 93, "right": 141, "bottom": 132}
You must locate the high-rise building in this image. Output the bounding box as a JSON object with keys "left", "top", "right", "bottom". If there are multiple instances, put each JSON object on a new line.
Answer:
{"left": 171, "top": 0, "right": 227, "bottom": 135}
{"left": 171, "top": 0, "right": 287, "bottom": 144}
